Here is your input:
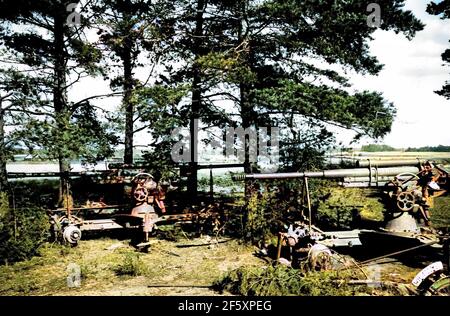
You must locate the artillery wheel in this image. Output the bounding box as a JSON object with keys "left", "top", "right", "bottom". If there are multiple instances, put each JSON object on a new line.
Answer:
{"left": 424, "top": 276, "right": 450, "bottom": 296}
{"left": 133, "top": 187, "right": 149, "bottom": 202}
{"left": 397, "top": 191, "right": 415, "bottom": 211}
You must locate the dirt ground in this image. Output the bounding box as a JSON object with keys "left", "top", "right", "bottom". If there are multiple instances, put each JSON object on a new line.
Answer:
{"left": 0, "top": 233, "right": 438, "bottom": 296}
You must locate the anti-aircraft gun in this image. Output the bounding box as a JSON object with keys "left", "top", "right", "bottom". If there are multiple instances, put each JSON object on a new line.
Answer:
{"left": 232, "top": 159, "right": 449, "bottom": 250}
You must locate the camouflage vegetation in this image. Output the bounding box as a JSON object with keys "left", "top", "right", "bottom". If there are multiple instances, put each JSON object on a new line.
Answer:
{"left": 0, "top": 194, "right": 50, "bottom": 264}
{"left": 213, "top": 265, "right": 369, "bottom": 296}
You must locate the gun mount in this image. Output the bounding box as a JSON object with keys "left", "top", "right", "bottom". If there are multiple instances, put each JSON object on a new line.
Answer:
{"left": 47, "top": 168, "right": 223, "bottom": 247}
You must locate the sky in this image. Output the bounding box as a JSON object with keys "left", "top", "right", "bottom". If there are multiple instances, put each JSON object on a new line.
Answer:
{"left": 68, "top": 0, "right": 450, "bottom": 151}
{"left": 343, "top": 0, "right": 450, "bottom": 148}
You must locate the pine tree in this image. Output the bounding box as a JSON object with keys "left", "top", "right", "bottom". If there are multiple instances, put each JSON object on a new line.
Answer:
{"left": 427, "top": 0, "right": 450, "bottom": 99}
{"left": 0, "top": 0, "right": 118, "bottom": 204}
{"left": 192, "top": 0, "right": 424, "bottom": 172}
{"left": 93, "top": 0, "right": 175, "bottom": 164}
{"left": 0, "top": 68, "right": 47, "bottom": 194}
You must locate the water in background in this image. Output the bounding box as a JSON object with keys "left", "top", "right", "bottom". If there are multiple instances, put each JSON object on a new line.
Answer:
{"left": 6, "top": 161, "right": 109, "bottom": 173}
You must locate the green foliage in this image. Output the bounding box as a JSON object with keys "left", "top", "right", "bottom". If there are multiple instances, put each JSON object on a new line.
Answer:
{"left": 162, "top": 0, "right": 422, "bottom": 172}
{"left": 0, "top": 0, "right": 429, "bottom": 201}
{"left": 16, "top": 106, "right": 118, "bottom": 164}
{"left": 197, "top": 51, "right": 257, "bottom": 85}
{"left": 431, "top": 196, "right": 450, "bottom": 228}
{"left": 93, "top": 0, "right": 176, "bottom": 163}
{"left": 0, "top": 204, "right": 50, "bottom": 264}
{"left": 0, "top": 192, "right": 9, "bottom": 231}
{"left": 361, "top": 144, "right": 397, "bottom": 152}
{"left": 255, "top": 83, "right": 397, "bottom": 140}
{"left": 113, "top": 252, "right": 148, "bottom": 276}
{"left": 197, "top": 174, "right": 244, "bottom": 195}
{"left": 0, "top": 0, "right": 118, "bottom": 200}
{"left": 316, "top": 187, "right": 385, "bottom": 230}
{"left": 213, "top": 265, "right": 369, "bottom": 296}
{"left": 138, "top": 84, "right": 190, "bottom": 180}
{"left": 198, "top": 175, "right": 235, "bottom": 188}
{"left": 244, "top": 188, "right": 278, "bottom": 243}
{"left": 243, "top": 180, "right": 305, "bottom": 243}
{"left": 8, "top": 179, "right": 59, "bottom": 209}
{"left": 280, "top": 142, "right": 329, "bottom": 172}
{"left": 241, "top": 178, "right": 386, "bottom": 243}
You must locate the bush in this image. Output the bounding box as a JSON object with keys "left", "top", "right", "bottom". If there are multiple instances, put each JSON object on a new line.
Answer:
{"left": 213, "top": 265, "right": 369, "bottom": 296}
{"left": 361, "top": 144, "right": 396, "bottom": 152}
{"left": 316, "top": 187, "right": 385, "bottom": 230}
{"left": 243, "top": 186, "right": 285, "bottom": 244}
{"left": 0, "top": 194, "right": 50, "bottom": 264}
{"left": 113, "top": 252, "right": 148, "bottom": 276}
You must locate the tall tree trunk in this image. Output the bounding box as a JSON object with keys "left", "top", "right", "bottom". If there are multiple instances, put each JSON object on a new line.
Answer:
{"left": 237, "top": 0, "right": 252, "bottom": 176}
{"left": 240, "top": 84, "right": 253, "bottom": 174}
{"left": 187, "top": 0, "right": 206, "bottom": 200}
{"left": 237, "top": 0, "right": 254, "bottom": 202}
{"left": 0, "top": 108, "right": 8, "bottom": 193}
{"left": 54, "top": 13, "right": 71, "bottom": 206}
{"left": 123, "top": 42, "right": 134, "bottom": 165}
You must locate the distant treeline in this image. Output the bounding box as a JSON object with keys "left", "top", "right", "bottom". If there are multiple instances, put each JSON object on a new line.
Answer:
{"left": 360, "top": 144, "right": 396, "bottom": 152}
{"left": 360, "top": 144, "right": 450, "bottom": 152}
{"left": 405, "top": 145, "right": 450, "bottom": 152}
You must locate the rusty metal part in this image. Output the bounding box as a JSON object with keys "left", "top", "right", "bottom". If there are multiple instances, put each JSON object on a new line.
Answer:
{"left": 79, "top": 219, "right": 124, "bottom": 231}
{"left": 276, "top": 233, "right": 283, "bottom": 261}
{"left": 51, "top": 204, "right": 126, "bottom": 212}
{"left": 143, "top": 212, "right": 159, "bottom": 235}
{"left": 175, "top": 239, "right": 231, "bottom": 248}
{"left": 131, "top": 203, "right": 154, "bottom": 216}
{"left": 109, "top": 162, "right": 245, "bottom": 170}
{"left": 338, "top": 240, "right": 441, "bottom": 275}
{"left": 319, "top": 230, "right": 363, "bottom": 247}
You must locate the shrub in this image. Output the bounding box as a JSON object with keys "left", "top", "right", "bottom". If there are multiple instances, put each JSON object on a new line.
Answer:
{"left": 0, "top": 196, "right": 50, "bottom": 264}
{"left": 316, "top": 187, "right": 385, "bottom": 230}
{"left": 213, "top": 265, "right": 369, "bottom": 296}
{"left": 113, "top": 252, "right": 148, "bottom": 276}
{"left": 243, "top": 187, "right": 280, "bottom": 244}
{"left": 242, "top": 178, "right": 385, "bottom": 243}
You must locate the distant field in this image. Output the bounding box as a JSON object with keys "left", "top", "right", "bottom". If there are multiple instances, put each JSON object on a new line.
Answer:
{"left": 349, "top": 151, "right": 450, "bottom": 159}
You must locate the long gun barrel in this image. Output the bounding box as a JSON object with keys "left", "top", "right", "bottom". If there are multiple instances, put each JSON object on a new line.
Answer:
{"left": 232, "top": 166, "right": 420, "bottom": 183}
{"left": 354, "top": 159, "right": 425, "bottom": 168}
